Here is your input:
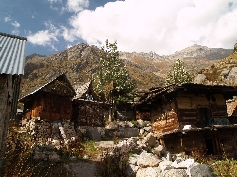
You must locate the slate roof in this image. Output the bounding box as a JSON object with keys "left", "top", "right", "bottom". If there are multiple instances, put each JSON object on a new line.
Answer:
{"left": 19, "top": 73, "right": 76, "bottom": 102}
{"left": 0, "top": 32, "right": 27, "bottom": 75}
{"left": 137, "top": 83, "right": 237, "bottom": 105}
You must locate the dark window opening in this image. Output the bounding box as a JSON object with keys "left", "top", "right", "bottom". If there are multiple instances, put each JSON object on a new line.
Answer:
{"left": 198, "top": 107, "right": 209, "bottom": 126}
{"left": 205, "top": 139, "right": 214, "bottom": 155}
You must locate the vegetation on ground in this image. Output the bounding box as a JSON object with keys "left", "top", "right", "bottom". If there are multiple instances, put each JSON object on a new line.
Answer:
{"left": 1, "top": 124, "right": 86, "bottom": 177}
{"left": 192, "top": 148, "right": 237, "bottom": 176}
{"left": 96, "top": 147, "right": 129, "bottom": 177}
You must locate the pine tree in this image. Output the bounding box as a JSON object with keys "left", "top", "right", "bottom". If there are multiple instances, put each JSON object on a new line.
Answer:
{"left": 93, "top": 39, "right": 136, "bottom": 106}
{"left": 165, "top": 58, "right": 192, "bottom": 86}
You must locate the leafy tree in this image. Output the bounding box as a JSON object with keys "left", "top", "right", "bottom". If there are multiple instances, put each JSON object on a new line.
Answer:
{"left": 93, "top": 39, "right": 136, "bottom": 110}
{"left": 165, "top": 58, "right": 192, "bottom": 86}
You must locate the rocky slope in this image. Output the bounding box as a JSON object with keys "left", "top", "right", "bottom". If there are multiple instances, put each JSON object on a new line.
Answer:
{"left": 20, "top": 44, "right": 233, "bottom": 97}
{"left": 195, "top": 50, "right": 237, "bottom": 86}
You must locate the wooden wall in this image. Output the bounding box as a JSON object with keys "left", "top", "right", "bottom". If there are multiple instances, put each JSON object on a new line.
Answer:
{"left": 162, "top": 128, "right": 237, "bottom": 158}
{"left": 23, "top": 93, "right": 72, "bottom": 121}
{"left": 151, "top": 92, "right": 229, "bottom": 136}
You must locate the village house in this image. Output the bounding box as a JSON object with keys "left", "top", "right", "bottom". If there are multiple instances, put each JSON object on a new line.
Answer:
{"left": 136, "top": 83, "right": 237, "bottom": 157}
{"left": 72, "top": 81, "right": 109, "bottom": 127}
{"left": 19, "top": 73, "right": 76, "bottom": 121}
{"left": 0, "top": 32, "right": 27, "bottom": 164}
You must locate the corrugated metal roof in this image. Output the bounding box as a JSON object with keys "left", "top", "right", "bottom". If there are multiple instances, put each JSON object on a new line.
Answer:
{"left": 0, "top": 32, "right": 27, "bottom": 75}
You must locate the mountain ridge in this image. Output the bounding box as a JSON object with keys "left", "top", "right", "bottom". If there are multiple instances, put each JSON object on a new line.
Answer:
{"left": 21, "top": 44, "right": 233, "bottom": 97}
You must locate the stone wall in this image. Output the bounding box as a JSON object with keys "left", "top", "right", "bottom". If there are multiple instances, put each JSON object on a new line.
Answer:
{"left": 73, "top": 100, "right": 106, "bottom": 127}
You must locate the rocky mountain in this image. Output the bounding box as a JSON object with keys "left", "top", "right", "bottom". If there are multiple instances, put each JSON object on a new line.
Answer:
{"left": 20, "top": 43, "right": 233, "bottom": 97}
{"left": 194, "top": 49, "right": 237, "bottom": 86}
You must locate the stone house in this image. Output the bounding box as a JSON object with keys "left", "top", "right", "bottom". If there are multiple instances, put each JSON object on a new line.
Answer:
{"left": 72, "top": 82, "right": 109, "bottom": 127}
{"left": 19, "top": 74, "right": 76, "bottom": 121}
{"left": 0, "top": 32, "right": 27, "bottom": 163}
{"left": 136, "top": 83, "right": 237, "bottom": 157}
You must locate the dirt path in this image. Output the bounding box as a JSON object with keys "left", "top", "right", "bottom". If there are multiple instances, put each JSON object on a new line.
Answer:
{"left": 64, "top": 140, "right": 116, "bottom": 177}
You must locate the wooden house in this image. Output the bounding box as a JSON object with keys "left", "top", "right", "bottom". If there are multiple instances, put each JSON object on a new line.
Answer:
{"left": 136, "top": 83, "right": 237, "bottom": 157}
{"left": 0, "top": 32, "right": 27, "bottom": 163}
{"left": 72, "top": 82, "right": 109, "bottom": 127}
{"left": 19, "top": 74, "right": 76, "bottom": 121}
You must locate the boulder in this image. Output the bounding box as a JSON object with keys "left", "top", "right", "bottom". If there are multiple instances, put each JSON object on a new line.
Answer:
{"left": 86, "top": 127, "right": 101, "bottom": 141}
{"left": 136, "top": 167, "right": 162, "bottom": 177}
{"left": 153, "top": 145, "right": 166, "bottom": 156}
{"left": 106, "top": 121, "right": 119, "bottom": 129}
{"left": 159, "top": 160, "right": 173, "bottom": 171}
{"left": 137, "top": 119, "right": 144, "bottom": 128}
{"left": 172, "top": 158, "right": 195, "bottom": 169}
{"left": 122, "top": 128, "right": 139, "bottom": 138}
{"left": 143, "top": 133, "right": 157, "bottom": 147}
{"left": 137, "top": 151, "right": 161, "bottom": 167}
{"left": 115, "top": 138, "right": 137, "bottom": 154}
{"left": 159, "top": 169, "right": 188, "bottom": 177}
{"left": 143, "top": 126, "right": 152, "bottom": 132}
{"left": 187, "top": 163, "right": 216, "bottom": 177}
{"left": 128, "top": 154, "right": 139, "bottom": 165}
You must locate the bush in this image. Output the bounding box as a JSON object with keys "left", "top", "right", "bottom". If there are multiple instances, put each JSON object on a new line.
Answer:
{"left": 2, "top": 124, "right": 85, "bottom": 176}
{"left": 96, "top": 147, "right": 129, "bottom": 177}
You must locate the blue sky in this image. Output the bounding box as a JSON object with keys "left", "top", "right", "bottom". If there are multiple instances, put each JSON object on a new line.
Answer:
{"left": 1, "top": 0, "right": 237, "bottom": 56}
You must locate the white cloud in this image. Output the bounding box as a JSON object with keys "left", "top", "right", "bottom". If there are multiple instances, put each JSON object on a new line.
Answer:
{"left": 11, "top": 21, "right": 20, "bottom": 28}
{"left": 12, "top": 29, "right": 20, "bottom": 35}
{"left": 4, "top": 16, "right": 11, "bottom": 22}
{"left": 65, "top": 0, "right": 89, "bottom": 13}
{"left": 27, "top": 22, "right": 60, "bottom": 51}
{"left": 62, "top": 0, "right": 237, "bottom": 55}
{"left": 48, "top": 0, "right": 62, "bottom": 3}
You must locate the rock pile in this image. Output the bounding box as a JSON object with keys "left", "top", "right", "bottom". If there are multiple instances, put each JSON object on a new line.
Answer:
{"left": 33, "top": 144, "right": 60, "bottom": 162}
{"left": 109, "top": 135, "right": 215, "bottom": 177}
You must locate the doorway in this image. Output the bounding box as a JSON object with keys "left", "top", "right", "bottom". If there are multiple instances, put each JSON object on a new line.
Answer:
{"left": 205, "top": 139, "right": 214, "bottom": 155}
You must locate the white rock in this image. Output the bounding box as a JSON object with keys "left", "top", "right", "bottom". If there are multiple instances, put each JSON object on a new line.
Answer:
{"left": 137, "top": 151, "right": 161, "bottom": 167}
{"left": 153, "top": 145, "right": 166, "bottom": 156}
{"left": 136, "top": 167, "right": 161, "bottom": 177}
{"left": 128, "top": 154, "right": 139, "bottom": 165}
{"left": 159, "top": 160, "right": 173, "bottom": 171}
{"left": 172, "top": 158, "right": 195, "bottom": 169}
{"left": 183, "top": 125, "right": 192, "bottom": 130}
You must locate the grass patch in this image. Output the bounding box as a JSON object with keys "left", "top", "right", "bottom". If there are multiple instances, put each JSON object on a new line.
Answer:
{"left": 82, "top": 140, "right": 101, "bottom": 160}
